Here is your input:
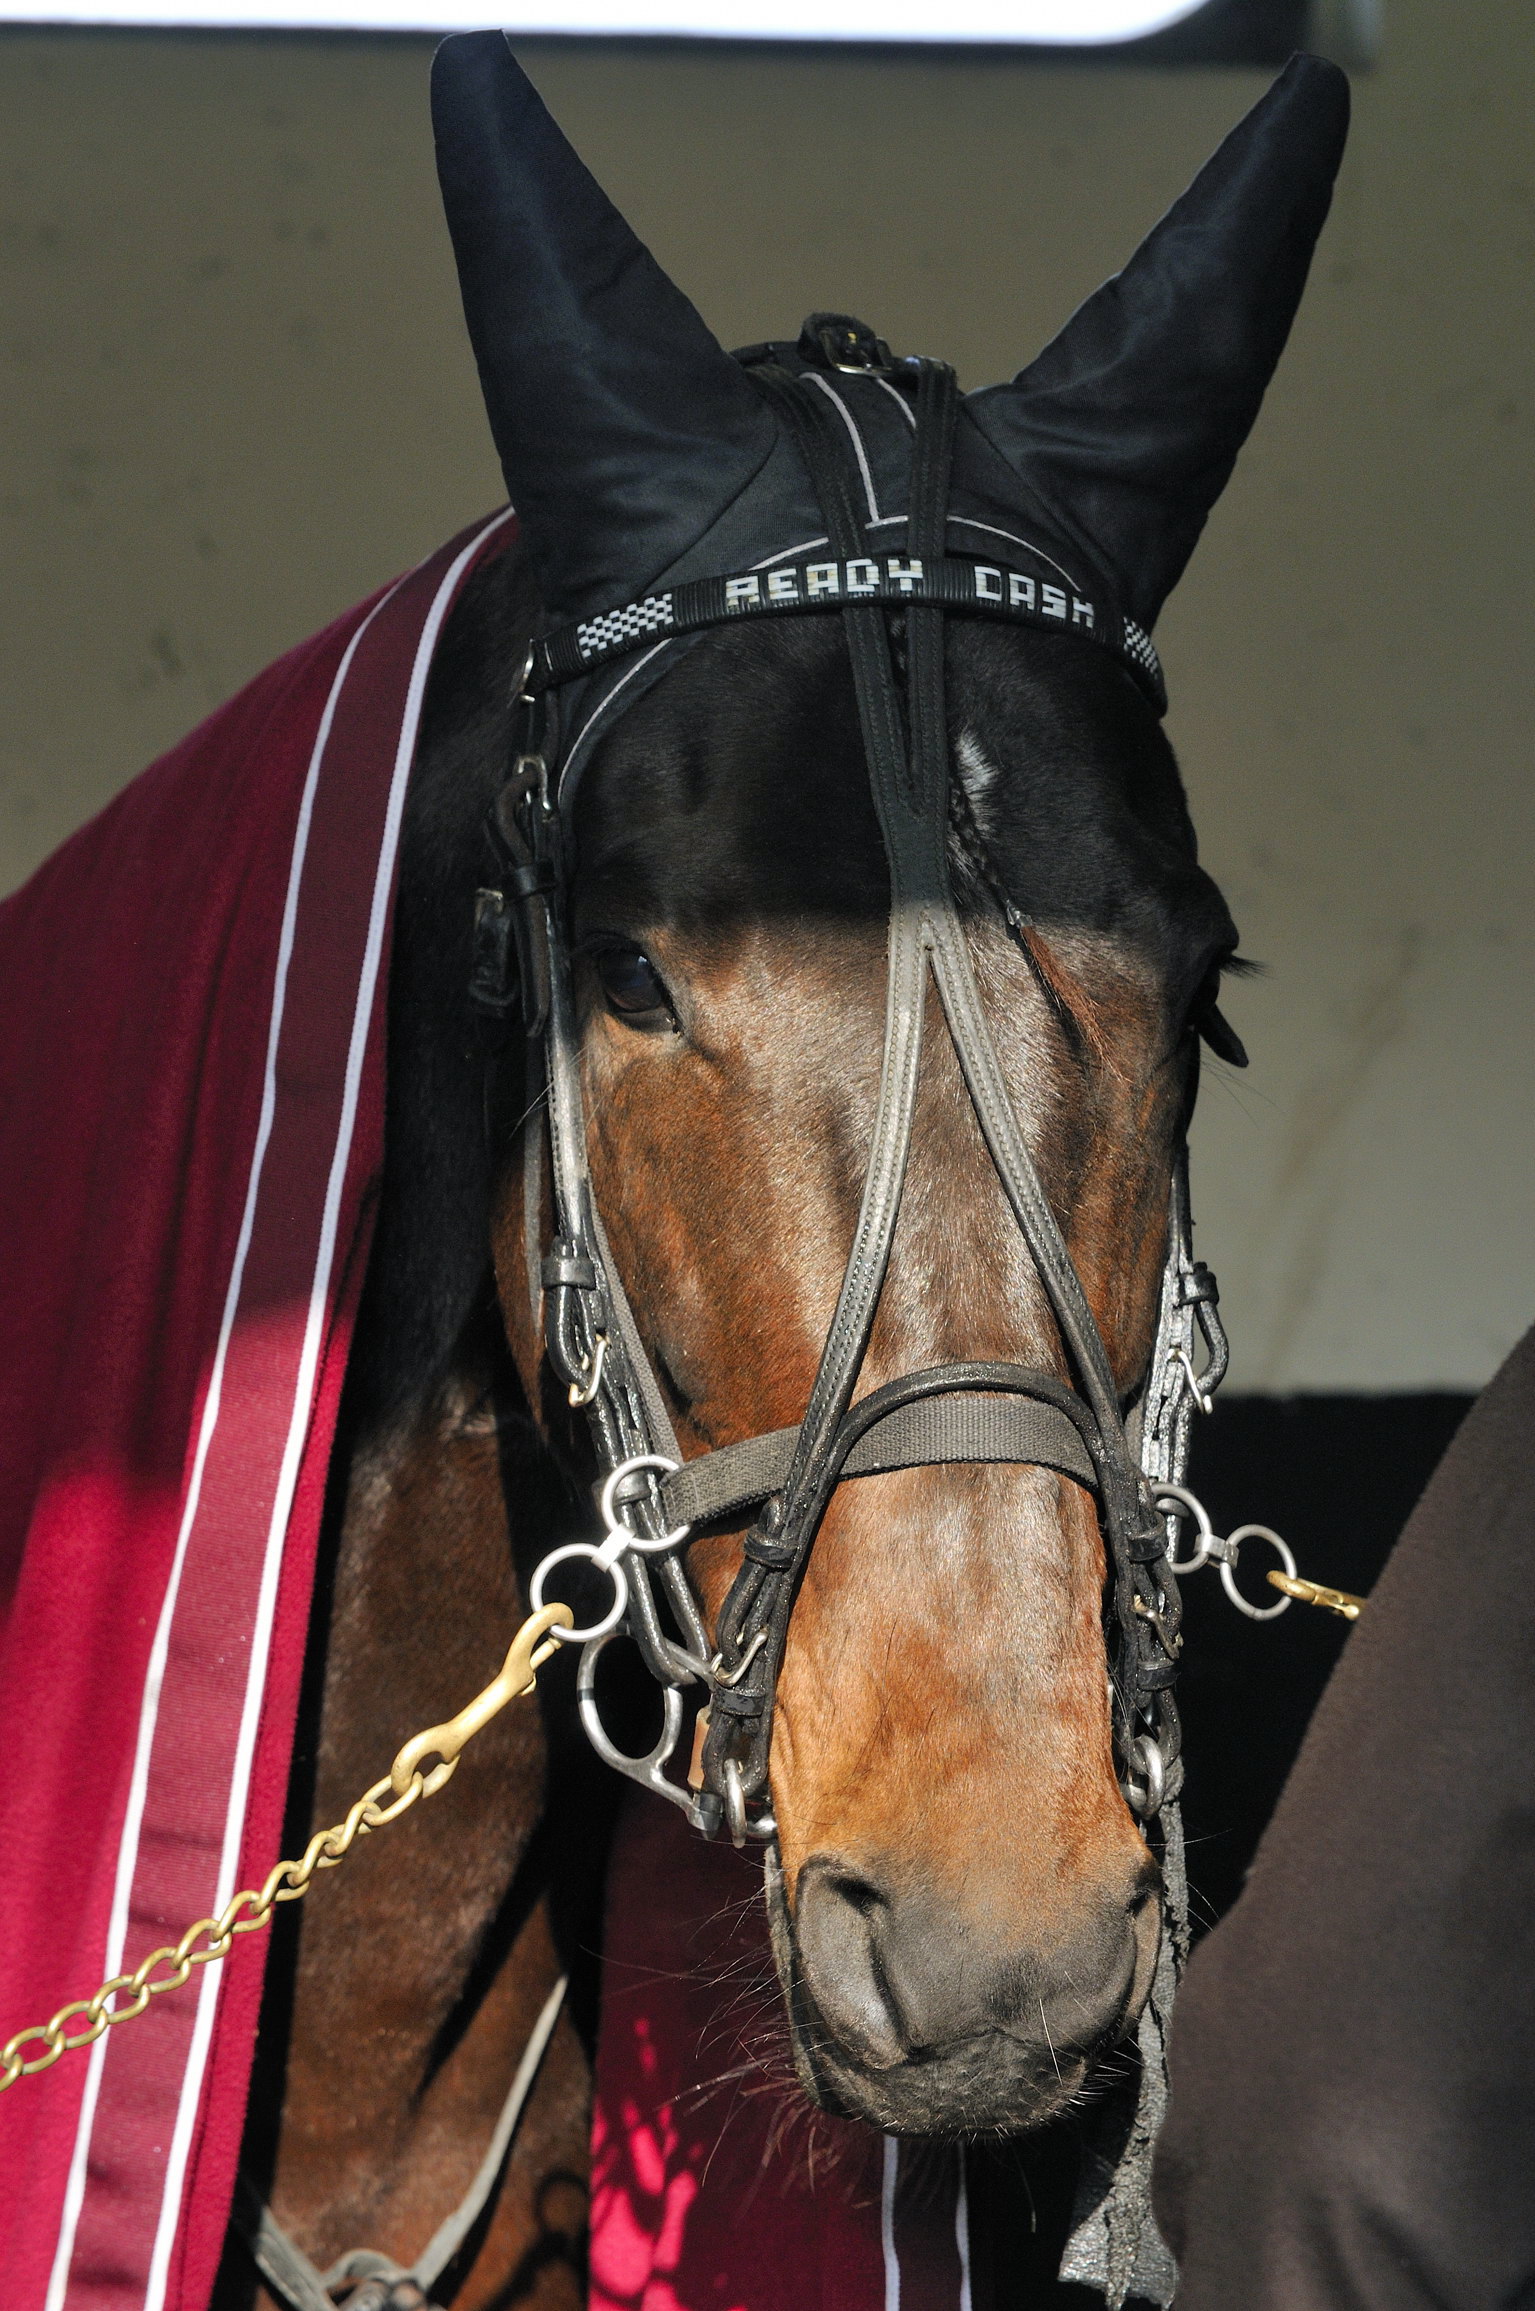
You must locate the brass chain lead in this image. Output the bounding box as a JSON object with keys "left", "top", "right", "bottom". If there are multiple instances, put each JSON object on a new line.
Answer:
{"left": 0, "top": 1602, "right": 574, "bottom": 2092}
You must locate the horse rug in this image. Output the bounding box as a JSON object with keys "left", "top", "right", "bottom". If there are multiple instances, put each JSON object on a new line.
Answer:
{"left": 0, "top": 512, "right": 972, "bottom": 2311}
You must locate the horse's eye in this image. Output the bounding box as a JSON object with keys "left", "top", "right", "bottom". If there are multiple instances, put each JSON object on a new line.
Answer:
{"left": 595, "top": 945, "right": 673, "bottom": 1022}
{"left": 1189, "top": 957, "right": 1250, "bottom": 1068}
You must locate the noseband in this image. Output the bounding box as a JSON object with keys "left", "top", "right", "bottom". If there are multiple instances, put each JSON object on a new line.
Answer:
{"left": 472, "top": 325, "right": 1227, "bottom": 1852}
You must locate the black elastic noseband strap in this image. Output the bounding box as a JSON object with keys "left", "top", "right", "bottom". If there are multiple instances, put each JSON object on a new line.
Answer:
{"left": 661, "top": 1365, "right": 1099, "bottom": 1529}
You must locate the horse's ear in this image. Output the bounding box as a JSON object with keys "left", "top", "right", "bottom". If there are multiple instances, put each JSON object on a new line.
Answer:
{"left": 966, "top": 54, "right": 1350, "bottom": 631}
{"left": 431, "top": 32, "right": 775, "bottom": 619}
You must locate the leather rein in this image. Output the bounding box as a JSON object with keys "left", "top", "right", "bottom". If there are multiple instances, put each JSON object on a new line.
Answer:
{"left": 472, "top": 338, "right": 1228, "bottom": 1852}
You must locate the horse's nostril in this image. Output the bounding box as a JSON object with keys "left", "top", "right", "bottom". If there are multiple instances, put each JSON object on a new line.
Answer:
{"left": 832, "top": 1872, "right": 883, "bottom": 1919}
{"left": 794, "top": 1859, "right": 906, "bottom": 2072}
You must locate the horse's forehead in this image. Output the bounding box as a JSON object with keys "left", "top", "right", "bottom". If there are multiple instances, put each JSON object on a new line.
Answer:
{"left": 573, "top": 623, "right": 1220, "bottom": 961}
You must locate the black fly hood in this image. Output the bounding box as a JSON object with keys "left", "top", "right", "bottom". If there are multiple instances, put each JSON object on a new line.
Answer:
{"left": 434, "top": 35, "right": 1347, "bottom": 790}
{"left": 432, "top": 42, "right": 1348, "bottom": 2302}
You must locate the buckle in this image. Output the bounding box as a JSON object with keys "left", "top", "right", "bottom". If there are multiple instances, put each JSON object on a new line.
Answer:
{"left": 800, "top": 312, "right": 897, "bottom": 377}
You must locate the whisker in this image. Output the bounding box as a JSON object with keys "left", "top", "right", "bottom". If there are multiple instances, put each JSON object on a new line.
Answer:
{"left": 1039, "top": 1997, "right": 1063, "bottom": 2086}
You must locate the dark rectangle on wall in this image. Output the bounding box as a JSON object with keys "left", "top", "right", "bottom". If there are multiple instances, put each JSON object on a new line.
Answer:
{"left": 976, "top": 1389, "right": 1473, "bottom": 2310}
{"left": 1178, "top": 1389, "right": 1473, "bottom": 1924}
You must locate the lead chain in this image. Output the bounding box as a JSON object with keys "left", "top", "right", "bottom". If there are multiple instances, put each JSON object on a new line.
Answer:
{"left": 0, "top": 1602, "right": 574, "bottom": 2093}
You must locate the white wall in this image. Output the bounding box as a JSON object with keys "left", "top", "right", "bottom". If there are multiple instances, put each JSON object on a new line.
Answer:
{"left": 1, "top": 3, "right": 1530, "bottom": 1389}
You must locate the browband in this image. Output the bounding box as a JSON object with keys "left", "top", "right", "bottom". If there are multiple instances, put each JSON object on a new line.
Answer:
{"left": 530, "top": 550, "right": 1167, "bottom": 714}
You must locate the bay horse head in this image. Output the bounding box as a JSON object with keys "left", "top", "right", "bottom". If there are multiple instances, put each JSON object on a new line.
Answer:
{"left": 433, "top": 37, "right": 1347, "bottom": 2139}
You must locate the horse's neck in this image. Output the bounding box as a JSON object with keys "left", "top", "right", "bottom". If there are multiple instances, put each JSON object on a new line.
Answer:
{"left": 244, "top": 1324, "right": 592, "bottom": 2298}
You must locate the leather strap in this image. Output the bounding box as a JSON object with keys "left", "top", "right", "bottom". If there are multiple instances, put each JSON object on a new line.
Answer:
{"left": 233, "top": 1976, "right": 567, "bottom": 2310}
{"left": 526, "top": 774, "right": 712, "bottom": 1681}
{"left": 661, "top": 1369, "right": 1098, "bottom": 1529}
{"left": 700, "top": 363, "right": 952, "bottom": 1798}
{"left": 701, "top": 358, "right": 1178, "bottom": 1806}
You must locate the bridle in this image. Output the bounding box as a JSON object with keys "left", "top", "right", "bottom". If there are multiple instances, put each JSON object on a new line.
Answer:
{"left": 471, "top": 322, "right": 1228, "bottom": 1860}
{"left": 236, "top": 325, "right": 1233, "bottom": 2311}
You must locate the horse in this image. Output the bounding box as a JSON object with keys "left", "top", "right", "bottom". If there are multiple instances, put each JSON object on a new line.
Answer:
{"left": 213, "top": 38, "right": 1349, "bottom": 2311}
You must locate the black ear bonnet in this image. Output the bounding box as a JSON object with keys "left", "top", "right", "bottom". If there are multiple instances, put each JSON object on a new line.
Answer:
{"left": 431, "top": 33, "right": 1348, "bottom": 786}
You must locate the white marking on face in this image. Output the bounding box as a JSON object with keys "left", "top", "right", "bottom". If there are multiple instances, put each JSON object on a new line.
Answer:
{"left": 955, "top": 728, "right": 1001, "bottom": 840}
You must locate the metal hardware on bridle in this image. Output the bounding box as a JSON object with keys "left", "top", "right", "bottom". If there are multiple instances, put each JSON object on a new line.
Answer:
{"left": 1151, "top": 1480, "right": 1366, "bottom": 1623}
{"left": 530, "top": 1452, "right": 694, "bottom": 1646}
{"left": 483, "top": 324, "right": 1224, "bottom": 1851}
{"left": 566, "top": 1329, "right": 607, "bottom": 1408}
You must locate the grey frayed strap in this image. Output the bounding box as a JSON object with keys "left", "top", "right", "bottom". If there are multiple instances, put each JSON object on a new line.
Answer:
{"left": 1058, "top": 1803, "right": 1190, "bottom": 2309}
{"left": 233, "top": 1973, "right": 567, "bottom": 2310}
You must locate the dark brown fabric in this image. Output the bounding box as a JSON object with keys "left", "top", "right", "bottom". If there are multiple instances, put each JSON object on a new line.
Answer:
{"left": 1153, "top": 1325, "right": 1535, "bottom": 2308}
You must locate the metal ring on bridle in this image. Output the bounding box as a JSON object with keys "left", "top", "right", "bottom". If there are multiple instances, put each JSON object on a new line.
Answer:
{"left": 1219, "top": 1525, "right": 1298, "bottom": 1621}
{"left": 599, "top": 1453, "right": 690, "bottom": 1554}
{"left": 1155, "top": 1481, "right": 1215, "bottom": 1574}
{"left": 575, "top": 1629, "right": 694, "bottom": 1812}
{"left": 530, "top": 1542, "right": 629, "bottom": 1645}
{"left": 1123, "top": 1734, "right": 1165, "bottom": 1819}
{"left": 722, "top": 1758, "right": 750, "bottom": 1850}
{"left": 567, "top": 1331, "right": 608, "bottom": 1408}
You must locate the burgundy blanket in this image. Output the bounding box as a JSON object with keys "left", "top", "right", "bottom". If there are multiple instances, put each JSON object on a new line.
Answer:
{"left": 593, "top": 1796, "right": 976, "bottom": 2311}
{"left": 1, "top": 508, "right": 979, "bottom": 2311}
{"left": 0, "top": 513, "right": 512, "bottom": 2310}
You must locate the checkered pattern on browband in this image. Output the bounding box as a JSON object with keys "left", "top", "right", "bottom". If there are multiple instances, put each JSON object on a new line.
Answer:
{"left": 1122, "top": 618, "right": 1161, "bottom": 683}
{"left": 532, "top": 551, "right": 1167, "bottom": 714}
{"left": 576, "top": 596, "right": 676, "bottom": 656}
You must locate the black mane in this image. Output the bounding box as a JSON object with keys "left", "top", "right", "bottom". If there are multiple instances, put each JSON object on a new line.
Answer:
{"left": 343, "top": 542, "right": 535, "bottom": 1433}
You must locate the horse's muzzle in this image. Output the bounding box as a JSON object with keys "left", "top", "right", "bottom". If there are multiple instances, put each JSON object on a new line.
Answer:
{"left": 766, "top": 1847, "right": 1161, "bottom": 2135}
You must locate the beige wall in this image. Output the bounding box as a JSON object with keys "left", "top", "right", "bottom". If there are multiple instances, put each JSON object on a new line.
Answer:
{"left": 2, "top": 5, "right": 1531, "bottom": 1389}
